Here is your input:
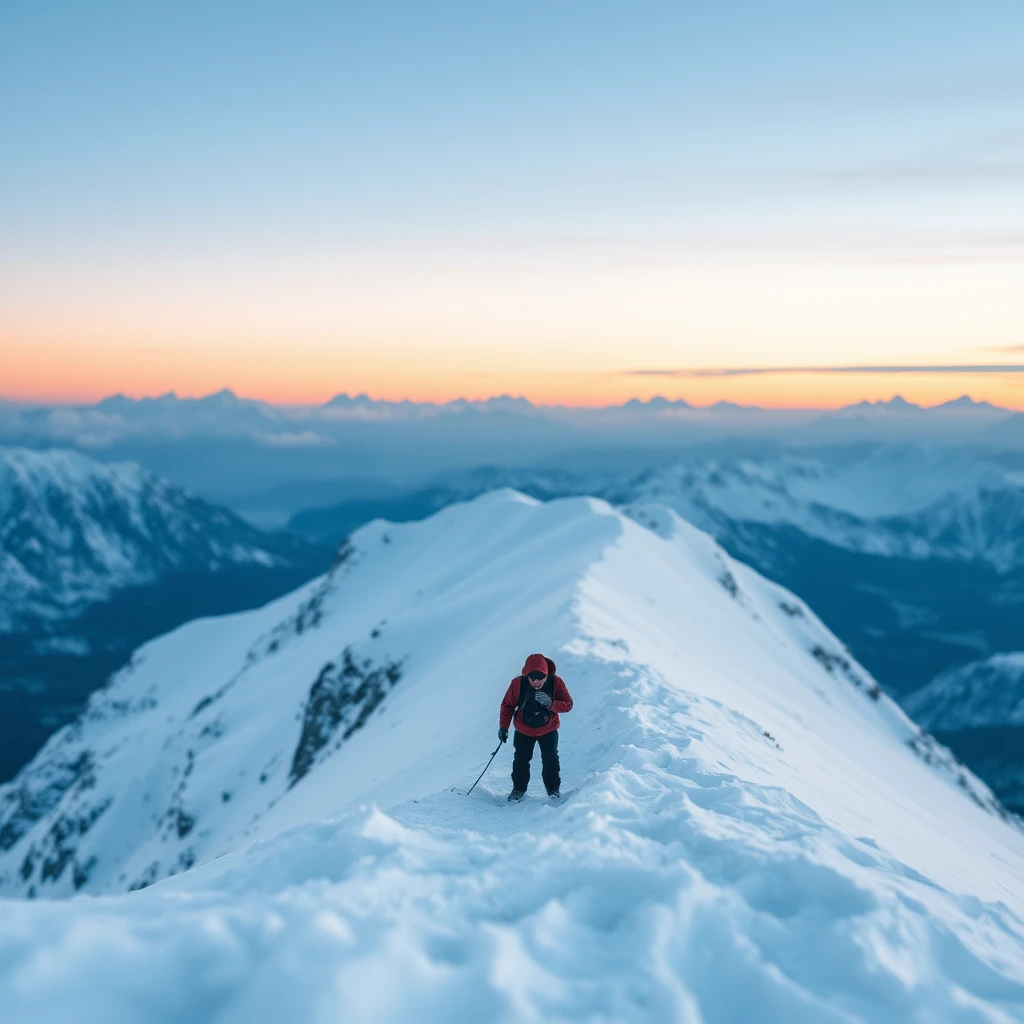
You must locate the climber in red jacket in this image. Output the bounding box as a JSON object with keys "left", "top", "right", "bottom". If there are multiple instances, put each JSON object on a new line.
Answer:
{"left": 498, "top": 653, "right": 573, "bottom": 801}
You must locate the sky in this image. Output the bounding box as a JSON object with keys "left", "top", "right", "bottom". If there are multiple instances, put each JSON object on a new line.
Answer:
{"left": 2, "top": 0, "right": 1023, "bottom": 408}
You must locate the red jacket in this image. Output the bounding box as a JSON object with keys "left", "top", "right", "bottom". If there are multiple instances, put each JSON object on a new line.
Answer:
{"left": 499, "top": 657, "right": 573, "bottom": 737}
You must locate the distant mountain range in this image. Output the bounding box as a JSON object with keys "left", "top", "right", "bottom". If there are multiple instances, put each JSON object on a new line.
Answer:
{"left": 0, "top": 447, "right": 331, "bottom": 784}
{"left": 2, "top": 391, "right": 1020, "bottom": 512}
{"left": 289, "top": 444, "right": 1024, "bottom": 571}
{"left": 0, "top": 447, "right": 313, "bottom": 633}
{"left": 2, "top": 389, "right": 1016, "bottom": 439}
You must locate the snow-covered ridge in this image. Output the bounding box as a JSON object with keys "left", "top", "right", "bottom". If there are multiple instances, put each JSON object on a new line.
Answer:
{"left": 0, "top": 446, "right": 304, "bottom": 632}
{"left": 1, "top": 490, "right": 1023, "bottom": 1021}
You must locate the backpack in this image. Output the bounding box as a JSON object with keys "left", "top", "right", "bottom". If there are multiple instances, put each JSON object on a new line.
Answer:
{"left": 516, "top": 674, "right": 555, "bottom": 729}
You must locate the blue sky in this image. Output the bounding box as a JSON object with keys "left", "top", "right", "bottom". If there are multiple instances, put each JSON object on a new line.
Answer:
{"left": 2, "top": 1, "right": 1023, "bottom": 405}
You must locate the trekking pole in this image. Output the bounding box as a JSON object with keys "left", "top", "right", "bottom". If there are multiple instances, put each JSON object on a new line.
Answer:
{"left": 467, "top": 738, "right": 504, "bottom": 795}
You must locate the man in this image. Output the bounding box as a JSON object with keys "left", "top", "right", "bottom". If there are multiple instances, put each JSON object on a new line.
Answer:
{"left": 498, "top": 653, "right": 573, "bottom": 801}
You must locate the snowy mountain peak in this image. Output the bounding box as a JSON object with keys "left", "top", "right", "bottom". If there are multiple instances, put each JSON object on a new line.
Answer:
{"left": 707, "top": 399, "right": 754, "bottom": 411}
{"left": 619, "top": 396, "right": 692, "bottom": 411}
{"left": 444, "top": 395, "right": 537, "bottom": 413}
{"left": 194, "top": 387, "right": 243, "bottom": 407}
{"left": 887, "top": 394, "right": 917, "bottom": 409}
{"left": 839, "top": 395, "right": 923, "bottom": 415}
{"left": 96, "top": 388, "right": 247, "bottom": 411}
{"left": 324, "top": 391, "right": 377, "bottom": 408}
{"left": 2, "top": 490, "right": 1023, "bottom": 1019}
{"left": 904, "top": 653, "right": 1024, "bottom": 731}
{"left": 934, "top": 394, "right": 1003, "bottom": 412}
{"left": 0, "top": 446, "right": 303, "bottom": 632}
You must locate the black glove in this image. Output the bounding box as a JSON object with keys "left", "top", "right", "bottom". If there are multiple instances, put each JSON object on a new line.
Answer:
{"left": 498, "top": 727, "right": 508, "bottom": 743}
{"left": 533, "top": 690, "right": 552, "bottom": 709}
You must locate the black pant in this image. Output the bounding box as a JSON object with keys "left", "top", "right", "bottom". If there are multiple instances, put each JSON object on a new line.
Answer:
{"left": 512, "top": 729, "right": 560, "bottom": 794}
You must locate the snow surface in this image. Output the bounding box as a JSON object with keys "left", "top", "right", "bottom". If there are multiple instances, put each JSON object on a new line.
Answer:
{"left": 2, "top": 491, "right": 1024, "bottom": 1022}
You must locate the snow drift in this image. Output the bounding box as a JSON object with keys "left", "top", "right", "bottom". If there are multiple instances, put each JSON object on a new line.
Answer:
{"left": 1, "top": 490, "right": 1023, "bottom": 1022}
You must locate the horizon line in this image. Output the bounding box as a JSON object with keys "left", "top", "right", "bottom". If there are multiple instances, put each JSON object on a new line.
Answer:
{"left": 1, "top": 388, "right": 1019, "bottom": 415}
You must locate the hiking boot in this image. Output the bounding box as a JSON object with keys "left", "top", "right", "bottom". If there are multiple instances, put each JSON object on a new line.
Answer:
{"left": 547, "top": 789, "right": 561, "bottom": 800}
{"left": 507, "top": 789, "right": 526, "bottom": 802}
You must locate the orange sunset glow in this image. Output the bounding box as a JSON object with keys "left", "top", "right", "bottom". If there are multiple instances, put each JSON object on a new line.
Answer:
{"left": 2, "top": 0, "right": 1022, "bottom": 415}
{"left": 4, "top": 253, "right": 1024, "bottom": 409}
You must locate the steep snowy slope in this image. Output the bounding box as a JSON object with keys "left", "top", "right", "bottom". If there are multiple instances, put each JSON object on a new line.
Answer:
{"left": 905, "top": 654, "right": 1024, "bottom": 814}
{"left": 0, "top": 446, "right": 311, "bottom": 632}
{"left": 1, "top": 491, "right": 1023, "bottom": 1022}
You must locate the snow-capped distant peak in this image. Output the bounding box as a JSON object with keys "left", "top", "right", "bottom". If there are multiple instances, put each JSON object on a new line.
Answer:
{"left": 706, "top": 399, "right": 754, "bottom": 411}
{"left": 838, "top": 394, "right": 923, "bottom": 415}
{"left": 323, "top": 392, "right": 377, "bottom": 408}
{"left": 445, "top": 395, "right": 537, "bottom": 413}
{"left": 618, "top": 396, "right": 692, "bottom": 411}
{"left": 932, "top": 394, "right": 1006, "bottom": 413}
{"left": 0, "top": 446, "right": 299, "bottom": 632}
{"left": 193, "top": 388, "right": 243, "bottom": 407}
{"left": 904, "top": 653, "right": 1024, "bottom": 731}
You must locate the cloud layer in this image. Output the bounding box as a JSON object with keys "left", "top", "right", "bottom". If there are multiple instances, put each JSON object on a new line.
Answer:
{"left": 625, "top": 364, "right": 1024, "bottom": 379}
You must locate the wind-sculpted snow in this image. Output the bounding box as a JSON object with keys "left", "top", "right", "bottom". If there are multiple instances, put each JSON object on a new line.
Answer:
{"left": 1, "top": 491, "right": 1023, "bottom": 1021}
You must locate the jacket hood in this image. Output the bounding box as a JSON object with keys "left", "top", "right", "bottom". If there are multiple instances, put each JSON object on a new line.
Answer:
{"left": 522, "top": 652, "right": 554, "bottom": 677}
